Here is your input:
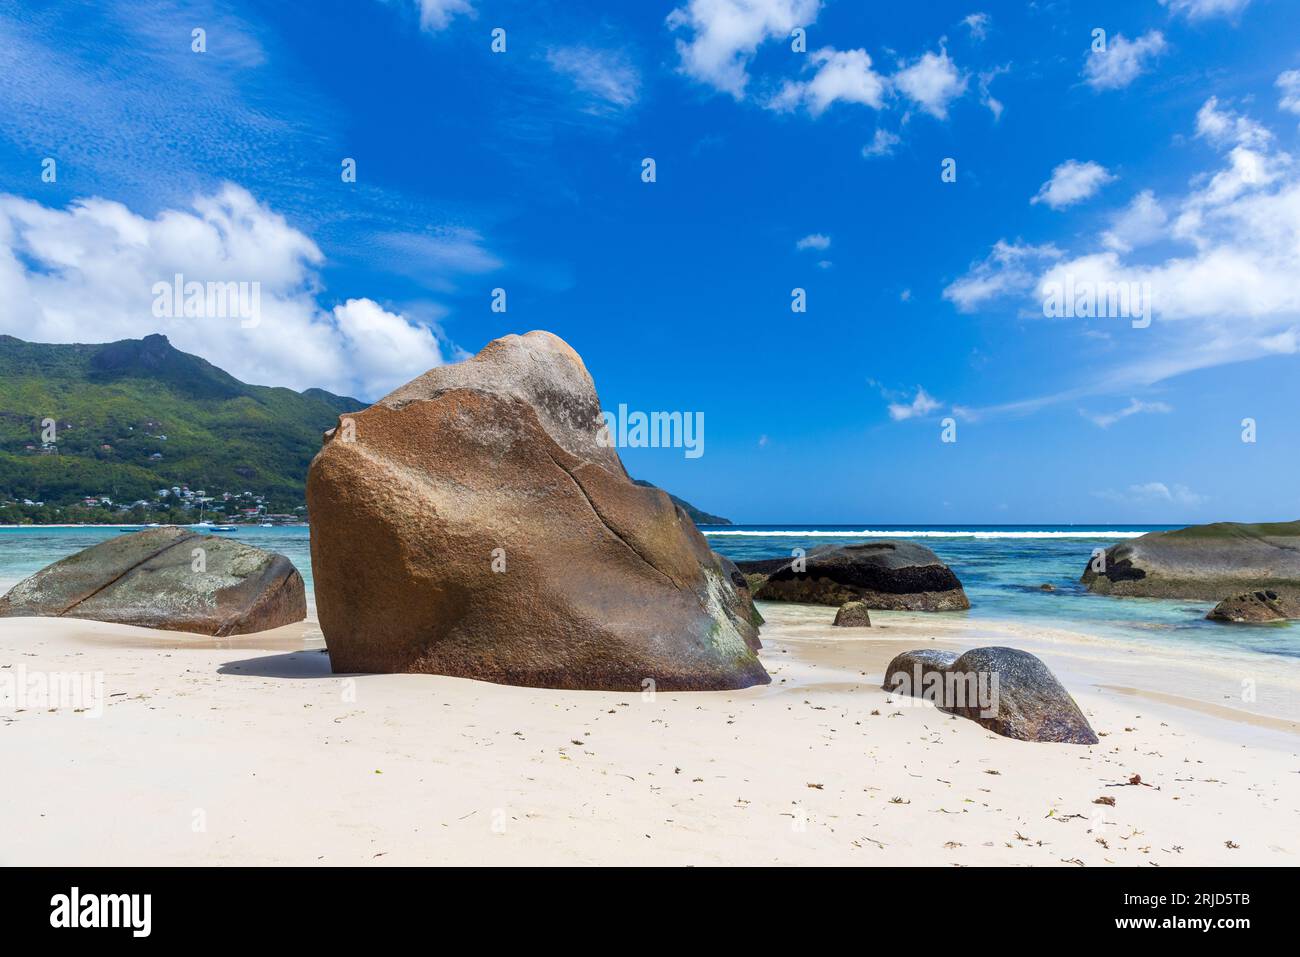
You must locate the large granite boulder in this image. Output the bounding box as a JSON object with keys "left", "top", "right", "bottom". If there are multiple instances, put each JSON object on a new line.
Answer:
{"left": 715, "top": 551, "right": 763, "bottom": 628}
{"left": 737, "top": 542, "right": 969, "bottom": 611}
{"left": 1082, "top": 521, "right": 1300, "bottom": 601}
{"left": 0, "top": 526, "right": 306, "bottom": 636}
{"left": 1207, "top": 590, "right": 1299, "bottom": 623}
{"left": 306, "top": 330, "right": 768, "bottom": 691}
{"left": 881, "top": 646, "right": 1098, "bottom": 744}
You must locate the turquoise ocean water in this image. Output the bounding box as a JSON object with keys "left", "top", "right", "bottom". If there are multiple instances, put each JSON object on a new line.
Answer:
{"left": 1, "top": 523, "right": 1296, "bottom": 660}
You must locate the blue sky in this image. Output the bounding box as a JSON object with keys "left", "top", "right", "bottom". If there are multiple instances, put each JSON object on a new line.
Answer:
{"left": 1, "top": 0, "right": 1298, "bottom": 524}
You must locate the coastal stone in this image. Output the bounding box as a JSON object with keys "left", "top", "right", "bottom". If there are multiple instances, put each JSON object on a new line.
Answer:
{"left": 306, "top": 331, "right": 768, "bottom": 691}
{"left": 0, "top": 526, "right": 306, "bottom": 636}
{"left": 737, "top": 542, "right": 969, "bottom": 611}
{"left": 832, "top": 601, "right": 872, "bottom": 627}
{"left": 1206, "top": 590, "right": 1299, "bottom": 623}
{"left": 1039, "top": 583, "right": 1056, "bottom": 592}
{"left": 715, "top": 551, "right": 763, "bottom": 630}
{"left": 881, "top": 645, "right": 1098, "bottom": 744}
{"left": 1082, "top": 521, "right": 1300, "bottom": 601}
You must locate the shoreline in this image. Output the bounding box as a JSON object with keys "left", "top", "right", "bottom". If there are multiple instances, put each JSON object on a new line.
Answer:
{"left": 3, "top": 602, "right": 1297, "bottom": 865}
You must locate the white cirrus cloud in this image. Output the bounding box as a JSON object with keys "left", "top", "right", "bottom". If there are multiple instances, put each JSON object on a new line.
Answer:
{"left": 962, "top": 13, "right": 991, "bottom": 42}
{"left": 1083, "top": 31, "right": 1166, "bottom": 91}
{"left": 1159, "top": 0, "right": 1251, "bottom": 20}
{"left": 1032, "top": 160, "right": 1117, "bottom": 210}
{"left": 0, "top": 184, "right": 460, "bottom": 399}
{"left": 1080, "top": 398, "right": 1173, "bottom": 428}
{"left": 546, "top": 45, "right": 641, "bottom": 110}
{"left": 1278, "top": 70, "right": 1300, "bottom": 116}
{"left": 942, "top": 240, "right": 1062, "bottom": 312}
{"left": 893, "top": 47, "right": 968, "bottom": 119}
{"left": 666, "top": 0, "right": 821, "bottom": 99}
{"left": 412, "top": 0, "right": 475, "bottom": 32}
{"left": 795, "top": 233, "right": 830, "bottom": 251}
{"left": 862, "top": 128, "right": 901, "bottom": 158}
{"left": 887, "top": 386, "right": 943, "bottom": 421}
{"left": 1102, "top": 190, "right": 1168, "bottom": 252}
{"left": 1098, "top": 482, "right": 1207, "bottom": 507}
{"left": 768, "top": 47, "right": 887, "bottom": 115}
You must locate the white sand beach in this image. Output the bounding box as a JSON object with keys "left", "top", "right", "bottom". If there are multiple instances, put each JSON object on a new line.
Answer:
{"left": 3, "top": 603, "right": 1298, "bottom": 867}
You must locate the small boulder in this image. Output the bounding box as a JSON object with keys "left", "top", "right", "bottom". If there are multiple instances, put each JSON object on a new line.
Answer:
{"left": 832, "top": 601, "right": 872, "bottom": 627}
{"left": 0, "top": 526, "right": 306, "bottom": 636}
{"left": 1207, "top": 590, "right": 1298, "bottom": 623}
{"left": 1039, "top": 583, "right": 1056, "bottom": 592}
{"left": 881, "top": 645, "right": 1097, "bottom": 744}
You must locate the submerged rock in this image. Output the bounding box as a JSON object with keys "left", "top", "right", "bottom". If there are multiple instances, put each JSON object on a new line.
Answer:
{"left": 0, "top": 526, "right": 306, "bottom": 636}
{"left": 1082, "top": 521, "right": 1300, "bottom": 601}
{"left": 881, "top": 645, "right": 1098, "bottom": 744}
{"left": 737, "top": 542, "right": 969, "bottom": 611}
{"left": 306, "top": 330, "right": 768, "bottom": 691}
{"left": 832, "top": 601, "right": 872, "bottom": 627}
{"left": 1207, "top": 590, "right": 1299, "bottom": 623}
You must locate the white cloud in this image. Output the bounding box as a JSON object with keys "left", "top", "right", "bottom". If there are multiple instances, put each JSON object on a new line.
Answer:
{"left": 1032, "top": 160, "right": 1117, "bottom": 210}
{"left": 1102, "top": 190, "right": 1168, "bottom": 252}
{"left": 1083, "top": 31, "right": 1166, "bottom": 91}
{"left": 546, "top": 46, "right": 641, "bottom": 110}
{"left": 893, "top": 48, "right": 968, "bottom": 119}
{"left": 1278, "top": 70, "right": 1300, "bottom": 115}
{"left": 1080, "top": 398, "right": 1173, "bottom": 428}
{"left": 769, "top": 47, "right": 887, "bottom": 115}
{"left": 1159, "top": 0, "right": 1251, "bottom": 20}
{"left": 943, "top": 240, "right": 1062, "bottom": 311}
{"left": 977, "top": 65, "right": 1009, "bottom": 120}
{"left": 862, "top": 128, "right": 901, "bottom": 158}
{"left": 795, "top": 233, "right": 830, "bottom": 250}
{"left": 887, "top": 386, "right": 943, "bottom": 421}
{"left": 413, "top": 0, "right": 475, "bottom": 32}
{"left": 0, "top": 184, "right": 458, "bottom": 399}
{"left": 667, "top": 0, "right": 820, "bottom": 98}
{"left": 949, "top": 101, "right": 1300, "bottom": 418}
{"left": 962, "top": 13, "right": 991, "bottom": 42}
{"left": 1098, "top": 482, "right": 1207, "bottom": 507}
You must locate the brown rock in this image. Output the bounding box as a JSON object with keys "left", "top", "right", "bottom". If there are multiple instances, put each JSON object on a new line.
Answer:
{"left": 306, "top": 331, "right": 768, "bottom": 691}
{"left": 0, "top": 526, "right": 305, "bottom": 636}
{"left": 1206, "top": 589, "right": 1299, "bottom": 623}
{"left": 881, "top": 646, "right": 1098, "bottom": 744}
{"left": 832, "top": 601, "right": 872, "bottom": 627}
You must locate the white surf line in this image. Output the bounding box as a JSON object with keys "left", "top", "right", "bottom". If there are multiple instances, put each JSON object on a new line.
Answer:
{"left": 702, "top": 529, "right": 1147, "bottom": 539}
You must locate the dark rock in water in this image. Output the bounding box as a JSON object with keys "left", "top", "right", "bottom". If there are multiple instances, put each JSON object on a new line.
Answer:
{"left": 881, "top": 645, "right": 1098, "bottom": 744}
{"left": 306, "top": 330, "right": 768, "bottom": 691}
{"left": 0, "top": 526, "right": 306, "bottom": 636}
{"left": 832, "top": 601, "right": 872, "bottom": 627}
{"left": 736, "top": 542, "right": 969, "bottom": 611}
{"left": 1039, "top": 583, "right": 1056, "bottom": 592}
{"left": 1207, "top": 590, "right": 1299, "bottom": 623}
{"left": 1082, "top": 521, "right": 1300, "bottom": 601}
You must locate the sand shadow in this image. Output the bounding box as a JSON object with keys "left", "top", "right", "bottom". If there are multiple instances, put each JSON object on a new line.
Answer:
{"left": 217, "top": 649, "right": 348, "bottom": 679}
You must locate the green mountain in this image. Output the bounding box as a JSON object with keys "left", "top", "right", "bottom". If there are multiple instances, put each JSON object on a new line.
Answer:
{"left": 0, "top": 334, "right": 733, "bottom": 525}
{"left": 632, "top": 480, "right": 732, "bottom": 525}
{"left": 0, "top": 334, "right": 364, "bottom": 514}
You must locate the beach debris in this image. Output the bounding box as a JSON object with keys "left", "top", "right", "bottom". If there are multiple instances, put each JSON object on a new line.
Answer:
{"left": 1093, "top": 796, "right": 1116, "bottom": 806}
